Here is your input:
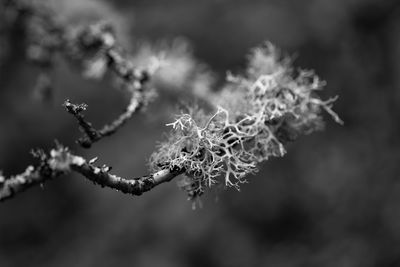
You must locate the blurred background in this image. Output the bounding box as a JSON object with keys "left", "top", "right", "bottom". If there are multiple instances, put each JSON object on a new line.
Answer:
{"left": 1, "top": 0, "right": 400, "bottom": 266}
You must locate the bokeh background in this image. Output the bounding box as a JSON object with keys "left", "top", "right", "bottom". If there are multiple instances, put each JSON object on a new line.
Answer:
{"left": 1, "top": 0, "right": 400, "bottom": 266}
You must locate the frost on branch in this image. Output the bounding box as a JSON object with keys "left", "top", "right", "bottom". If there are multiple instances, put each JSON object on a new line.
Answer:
{"left": 150, "top": 42, "right": 342, "bottom": 200}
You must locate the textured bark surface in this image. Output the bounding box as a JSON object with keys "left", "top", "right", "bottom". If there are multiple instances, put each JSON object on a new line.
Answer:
{"left": 0, "top": 147, "right": 183, "bottom": 201}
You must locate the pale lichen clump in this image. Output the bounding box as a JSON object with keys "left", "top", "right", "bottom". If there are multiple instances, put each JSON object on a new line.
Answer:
{"left": 131, "top": 39, "right": 215, "bottom": 99}
{"left": 150, "top": 42, "right": 342, "bottom": 200}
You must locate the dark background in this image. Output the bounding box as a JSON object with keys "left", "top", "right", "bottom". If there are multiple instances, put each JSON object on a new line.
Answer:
{"left": 1, "top": 0, "right": 400, "bottom": 266}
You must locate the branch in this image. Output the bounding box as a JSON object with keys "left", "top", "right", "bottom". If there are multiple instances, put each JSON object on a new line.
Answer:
{"left": 3, "top": 1, "right": 155, "bottom": 147}
{"left": 64, "top": 88, "right": 148, "bottom": 148}
{"left": 62, "top": 23, "right": 156, "bottom": 148}
{"left": 0, "top": 146, "right": 183, "bottom": 202}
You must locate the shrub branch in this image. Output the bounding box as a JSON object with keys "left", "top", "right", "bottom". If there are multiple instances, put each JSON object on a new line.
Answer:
{"left": 64, "top": 90, "right": 146, "bottom": 148}
{"left": 0, "top": 1, "right": 342, "bottom": 204}
{"left": 3, "top": 0, "right": 154, "bottom": 147}
{"left": 0, "top": 146, "right": 183, "bottom": 202}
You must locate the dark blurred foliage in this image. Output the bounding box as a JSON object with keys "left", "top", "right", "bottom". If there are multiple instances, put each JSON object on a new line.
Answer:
{"left": 1, "top": 0, "right": 400, "bottom": 266}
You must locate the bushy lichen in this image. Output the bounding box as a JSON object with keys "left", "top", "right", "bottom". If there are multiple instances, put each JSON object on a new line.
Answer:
{"left": 150, "top": 42, "right": 342, "bottom": 200}
{"left": 131, "top": 39, "right": 215, "bottom": 100}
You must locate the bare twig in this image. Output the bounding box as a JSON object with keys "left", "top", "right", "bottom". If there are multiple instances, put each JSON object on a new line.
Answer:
{"left": 62, "top": 23, "right": 154, "bottom": 148}
{"left": 3, "top": 1, "right": 155, "bottom": 147}
{"left": 0, "top": 146, "right": 183, "bottom": 202}
{"left": 64, "top": 89, "right": 147, "bottom": 147}
{"left": 64, "top": 100, "right": 100, "bottom": 145}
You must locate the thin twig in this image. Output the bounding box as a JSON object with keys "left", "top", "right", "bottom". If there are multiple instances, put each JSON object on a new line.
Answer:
{"left": 64, "top": 90, "right": 147, "bottom": 148}
{"left": 68, "top": 23, "right": 153, "bottom": 147}
{"left": 64, "top": 23, "right": 153, "bottom": 148}
{"left": 4, "top": 1, "right": 155, "bottom": 148}
{"left": 64, "top": 100, "right": 101, "bottom": 145}
{"left": 0, "top": 146, "right": 183, "bottom": 202}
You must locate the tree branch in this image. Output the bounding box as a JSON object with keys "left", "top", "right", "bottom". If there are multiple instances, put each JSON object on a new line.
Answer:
{"left": 3, "top": 1, "right": 155, "bottom": 147}
{"left": 63, "top": 23, "right": 155, "bottom": 148}
{"left": 64, "top": 88, "right": 148, "bottom": 148}
{"left": 0, "top": 147, "right": 183, "bottom": 202}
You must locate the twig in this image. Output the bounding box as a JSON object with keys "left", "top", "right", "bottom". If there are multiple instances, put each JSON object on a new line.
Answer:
{"left": 64, "top": 100, "right": 101, "bottom": 145}
{"left": 0, "top": 146, "right": 183, "bottom": 202}
{"left": 3, "top": 1, "right": 154, "bottom": 147}
{"left": 64, "top": 89, "right": 147, "bottom": 147}
{"left": 64, "top": 23, "right": 154, "bottom": 148}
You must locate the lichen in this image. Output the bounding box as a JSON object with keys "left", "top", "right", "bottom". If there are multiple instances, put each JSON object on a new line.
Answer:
{"left": 150, "top": 42, "right": 342, "bottom": 200}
